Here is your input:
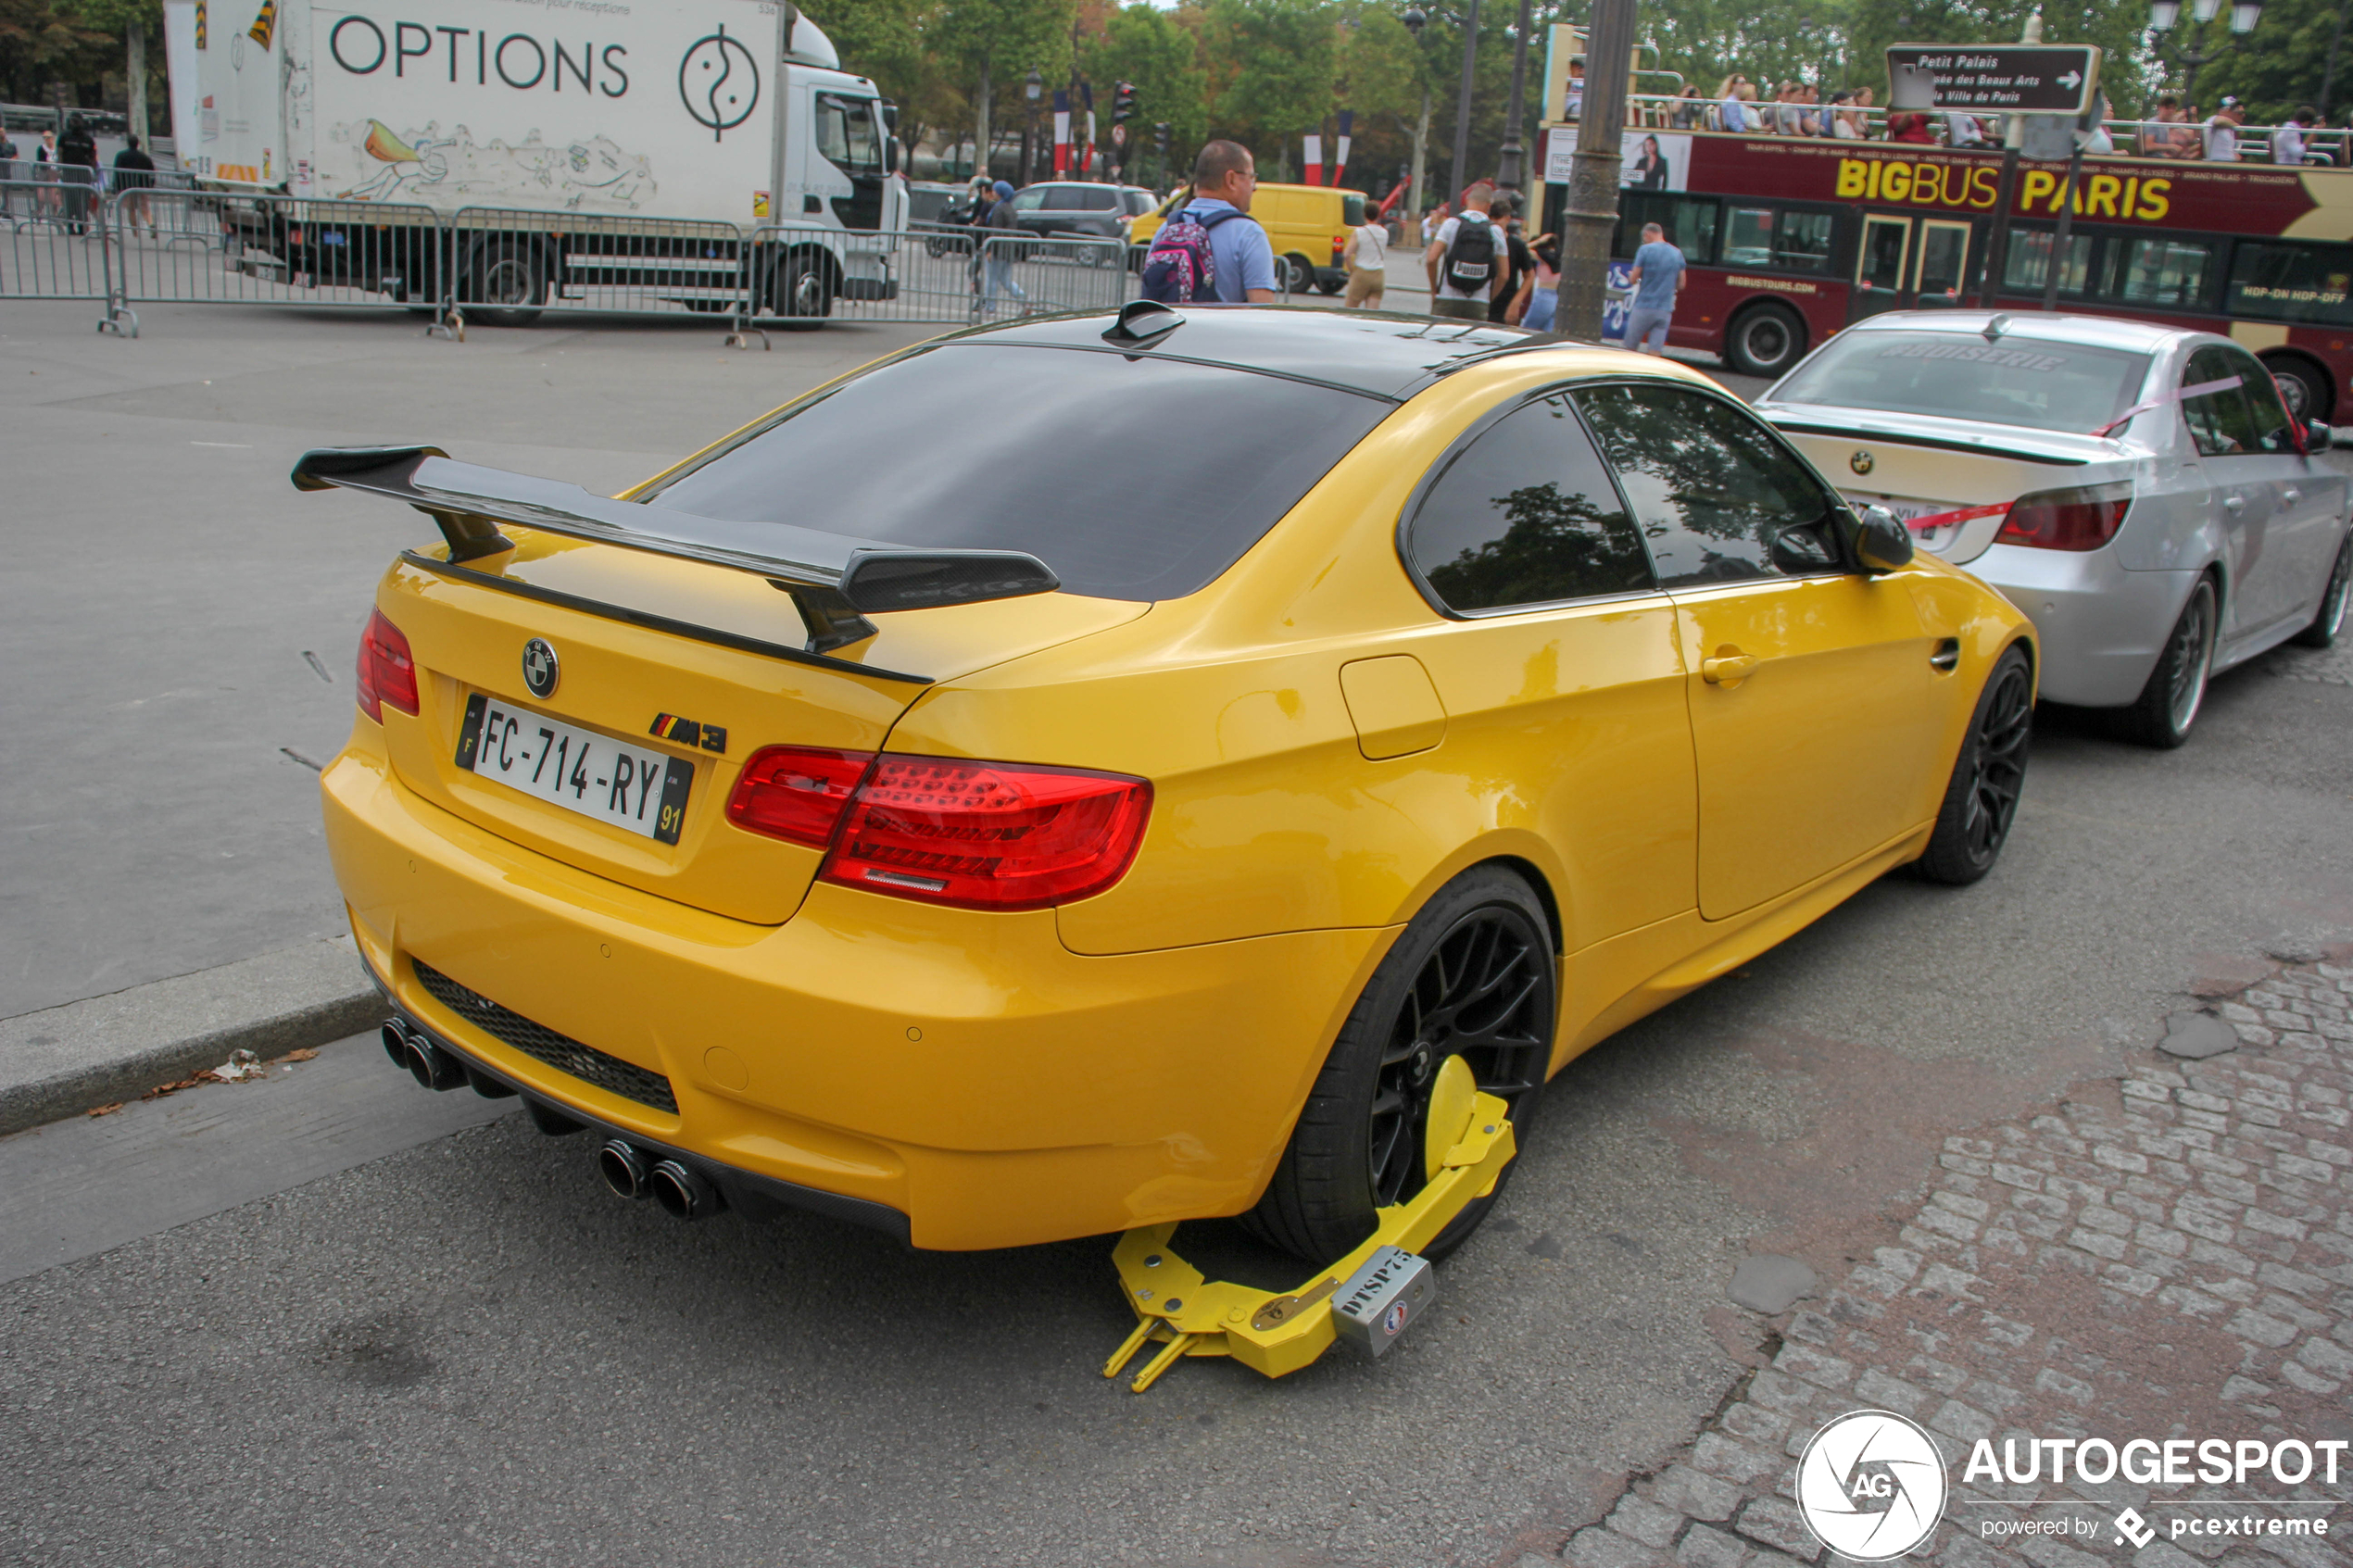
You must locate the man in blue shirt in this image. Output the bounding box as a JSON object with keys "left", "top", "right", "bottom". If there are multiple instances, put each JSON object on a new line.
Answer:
{"left": 1624, "top": 222, "right": 1684, "bottom": 355}
{"left": 1181, "top": 140, "right": 1277, "bottom": 304}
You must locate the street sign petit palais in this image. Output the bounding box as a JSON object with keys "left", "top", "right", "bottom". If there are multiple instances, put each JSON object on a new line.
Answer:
{"left": 1883, "top": 44, "right": 2102, "bottom": 116}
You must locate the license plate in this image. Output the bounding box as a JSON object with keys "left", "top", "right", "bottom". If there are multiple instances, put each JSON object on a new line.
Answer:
{"left": 457, "top": 694, "right": 693, "bottom": 845}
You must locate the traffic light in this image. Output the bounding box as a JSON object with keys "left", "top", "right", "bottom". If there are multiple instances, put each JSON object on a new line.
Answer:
{"left": 1153, "top": 121, "right": 1170, "bottom": 153}
{"left": 1114, "top": 82, "right": 1139, "bottom": 124}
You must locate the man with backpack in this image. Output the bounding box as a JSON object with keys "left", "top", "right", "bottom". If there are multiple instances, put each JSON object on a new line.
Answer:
{"left": 1139, "top": 140, "right": 1276, "bottom": 305}
{"left": 1424, "top": 182, "right": 1504, "bottom": 320}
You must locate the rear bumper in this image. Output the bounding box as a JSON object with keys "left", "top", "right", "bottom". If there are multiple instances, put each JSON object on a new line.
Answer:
{"left": 1969, "top": 545, "right": 2198, "bottom": 708}
{"left": 323, "top": 746, "right": 1388, "bottom": 1250}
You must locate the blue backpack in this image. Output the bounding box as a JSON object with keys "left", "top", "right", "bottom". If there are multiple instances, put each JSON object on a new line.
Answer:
{"left": 1139, "top": 206, "right": 1246, "bottom": 304}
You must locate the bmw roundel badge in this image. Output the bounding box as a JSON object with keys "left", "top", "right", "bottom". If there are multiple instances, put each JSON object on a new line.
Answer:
{"left": 522, "top": 638, "right": 560, "bottom": 698}
{"left": 1849, "top": 449, "right": 1875, "bottom": 475}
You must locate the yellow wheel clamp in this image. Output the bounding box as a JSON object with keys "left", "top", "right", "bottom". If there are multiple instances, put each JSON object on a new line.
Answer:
{"left": 1102, "top": 1057, "right": 1517, "bottom": 1392}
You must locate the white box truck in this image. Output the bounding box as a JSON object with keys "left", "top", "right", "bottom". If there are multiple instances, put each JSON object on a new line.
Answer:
{"left": 163, "top": 0, "right": 905, "bottom": 322}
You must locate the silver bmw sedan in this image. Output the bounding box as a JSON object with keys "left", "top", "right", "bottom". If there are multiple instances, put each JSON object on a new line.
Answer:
{"left": 1755, "top": 311, "right": 2353, "bottom": 746}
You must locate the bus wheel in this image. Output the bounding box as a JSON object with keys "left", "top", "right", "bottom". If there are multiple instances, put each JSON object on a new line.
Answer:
{"left": 1725, "top": 302, "right": 1806, "bottom": 380}
{"left": 2265, "top": 357, "right": 2332, "bottom": 424}
{"left": 466, "top": 241, "right": 546, "bottom": 328}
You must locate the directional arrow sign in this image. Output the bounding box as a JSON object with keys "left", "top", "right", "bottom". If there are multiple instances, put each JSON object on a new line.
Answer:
{"left": 1884, "top": 44, "right": 2103, "bottom": 116}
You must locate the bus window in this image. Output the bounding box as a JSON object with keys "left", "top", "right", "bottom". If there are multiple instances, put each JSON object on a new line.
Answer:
{"left": 2003, "top": 229, "right": 2092, "bottom": 296}
{"left": 1775, "top": 211, "right": 1833, "bottom": 272}
{"left": 2106, "top": 237, "right": 2215, "bottom": 309}
{"left": 1858, "top": 216, "right": 1908, "bottom": 291}
{"left": 2225, "top": 242, "right": 2353, "bottom": 325}
{"left": 1725, "top": 207, "right": 1776, "bottom": 268}
{"left": 1617, "top": 194, "right": 1718, "bottom": 262}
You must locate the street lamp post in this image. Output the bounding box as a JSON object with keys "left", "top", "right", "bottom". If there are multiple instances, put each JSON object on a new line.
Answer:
{"left": 2148, "top": 0, "right": 2264, "bottom": 108}
{"left": 1495, "top": 0, "right": 1536, "bottom": 191}
{"left": 1403, "top": 3, "right": 1483, "bottom": 206}
{"left": 1021, "top": 68, "right": 1042, "bottom": 186}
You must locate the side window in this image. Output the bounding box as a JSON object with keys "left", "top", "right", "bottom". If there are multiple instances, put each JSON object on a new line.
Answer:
{"left": 2003, "top": 228, "right": 2093, "bottom": 296}
{"left": 1724, "top": 207, "right": 1775, "bottom": 267}
{"left": 2105, "top": 236, "right": 2215, "bottom": 308}
{"left": 2227, "top": 242, "right": 2353, "bottom": 325}
{"left": 1774, "top": 210, "right": 1833, "bottom": 273}
{"left": 1076, "top": 187, "right": 1119, "bottom": 212}
{"left": 2182, "top": 345, "right": 2261, "bottom": 457}
{"left": 2233, "top": 350, "right": 2297, "bottom": 453}
{"left": 1577, "top": 383, "right": 1841, "bottom": 587}
{"left": 813, "top": 94, "right": 882, "bottom": 176}
{"left": 1405, "top": 394, "right": 1658, "bottom": 614}
{"left": 1616, "top": 194, "right": 1719, "bottom": 263}
{"left": 1007, "top": 187, "right": 1048, "bottom": 211}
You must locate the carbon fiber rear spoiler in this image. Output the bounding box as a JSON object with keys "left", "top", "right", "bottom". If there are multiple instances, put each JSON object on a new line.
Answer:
{"left": 291, "top": 445, "right": 1059, "bottom": 656}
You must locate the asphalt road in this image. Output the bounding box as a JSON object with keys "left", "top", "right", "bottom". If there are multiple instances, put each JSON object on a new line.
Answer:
{"left": 4, "top": 302, "right": 2348, "bottom": 1567}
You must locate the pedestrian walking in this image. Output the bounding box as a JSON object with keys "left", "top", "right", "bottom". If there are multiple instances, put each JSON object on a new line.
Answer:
{"left": 965, "top": 177, "right": 998, "bottom": 299}
{"left": 57, "top": 115, "right": 99, "bottom": 233}
{"left": 1623, "top": 220, "right": 1684, "bottom": 356}
{"left": 980, "top": 180, "right": 1027, "bottom": 317}
{"left": 1489, "top": 192, "right": 1538, "bottom": 326}
{"left": 1425, "top": 182, "right": 1504, "bottom": 321}
{"left": 1342, "top": 207, "right": 1388, "bottom": 308}
{"left": 34, "top": 128, "right": 61, "bottom": 220}
{"left": 113, "top": 133, "right": 158, "bottom": 235}
{"left": 1519, "top": 230, "right": 1560, "bottom": 332}
{"left": 1140, "top": 140, "right": 1275, "bottom": 305}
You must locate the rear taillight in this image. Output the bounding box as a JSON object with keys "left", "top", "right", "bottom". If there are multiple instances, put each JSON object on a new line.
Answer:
{"left": 818, "top": 756, "right": 1156, "bottom": 910}
{"left": 355, "top": 608, "right": 418, "bottom": 721}
{"left": 1995, "top": 483, "right": 2132, "bottom": 552}
{"left": 725, "top": 746, "right": 875, "bottom": 847}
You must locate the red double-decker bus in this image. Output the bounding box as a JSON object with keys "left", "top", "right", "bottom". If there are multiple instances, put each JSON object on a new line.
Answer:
{"left": 1541, "top": 122, "right": 2353, "bottom": 419}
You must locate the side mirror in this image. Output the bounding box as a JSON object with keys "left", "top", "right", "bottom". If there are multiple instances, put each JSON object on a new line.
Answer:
{"left": 885, "top": 139, "right": 901, "bottom": 175}
{"left": 1838, "top": 505, "right": 1916, "bottom": 573}
{"left": 2307, "top": 420, "right": 2334, "bottom": 452}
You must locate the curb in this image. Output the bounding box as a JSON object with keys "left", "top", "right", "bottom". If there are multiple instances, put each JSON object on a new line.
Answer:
{"left": 0, "top": 939, "right": 384, "bottom": 1138}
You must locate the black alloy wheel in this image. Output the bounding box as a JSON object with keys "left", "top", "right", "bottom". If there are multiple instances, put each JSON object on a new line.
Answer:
{"left": 1724, "top": 302, "right": 1805, "bottom": 378}
{"left": 2292, "top": 533, "right": 2352, "bottom": 649}
{"left": 1915, "top": 644, "right": 2034, "bottom": 885}
{"left": 1247, "top": 867, "right": 1555, "bottom": 1266}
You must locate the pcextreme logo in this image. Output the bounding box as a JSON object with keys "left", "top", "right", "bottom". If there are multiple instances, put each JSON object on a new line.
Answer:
{"left": 1794, "top": 1411, "right": 2347, "bottom": 1557}
{"left": 1794, "top": 1410, "right": 1948, "bottom": 1561}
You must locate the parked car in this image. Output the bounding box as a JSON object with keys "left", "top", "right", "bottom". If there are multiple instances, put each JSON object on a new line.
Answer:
{"left": 1757, "top": 312, "right": 2353, "bottom": 747}
{"left": 307, "top": 304, "right": 2034, "bottom": 1269}
{"left": 1132, "top": 182, "right": 1369, "bottom": 293}
{"left": 995, "top": 182, "right": 1158, "bottom": 264}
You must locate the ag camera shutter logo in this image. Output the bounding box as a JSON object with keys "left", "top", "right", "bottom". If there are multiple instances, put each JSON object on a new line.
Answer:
{"left": 1795, "top": 1410, "right": 1949, "bottom": 1561}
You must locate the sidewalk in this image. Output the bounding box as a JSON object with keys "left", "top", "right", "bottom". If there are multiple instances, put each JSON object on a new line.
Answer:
{"left": 1540, "top": 947, "right": 2353, "bottom": 1568}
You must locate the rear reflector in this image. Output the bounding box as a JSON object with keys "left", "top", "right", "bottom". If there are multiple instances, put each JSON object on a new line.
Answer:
{"left": 725, "top": 746, "right": 875, "bottom": 847}
{"left": 823, "top": 756, "right": 1151, "bottom": 911}
{"left": 1995, "top": 483, "right": 2133, "bottom": 552}
{"left": 356, "top": 608, "right": 419, "bottom": 721}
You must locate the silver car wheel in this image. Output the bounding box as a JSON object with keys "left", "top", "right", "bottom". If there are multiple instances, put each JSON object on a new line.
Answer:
{"left": 2320, "top": 540, "right": 2351, "bottom": 641}
{"left": 2167, "top": 582, "right": 2217, "bottom": 734}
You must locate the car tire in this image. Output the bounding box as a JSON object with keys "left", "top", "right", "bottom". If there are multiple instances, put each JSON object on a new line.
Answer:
{"left": 2116, "top": 575, "right": 2219, "bottom": 748}
{"left": 1724, "top": 302, "right": 1806, "bottom": 379}
{"left": 1912, "top": 644, "right": 2034, "bottom": 886}
{"left": 2291, "top": 533, "right": 2352, "bottom": 648}
{"left": 465, "top": 240, "right": 546, "bottom": 328}
{"left": 1244, "top": 866, "right": 1555, "bottom": 1268}
{"left": 1279, "top": 252, "right": 1314, "bottom": 296}
{"left": 2265, "top": 356, "right": 2331, "bottom": 424}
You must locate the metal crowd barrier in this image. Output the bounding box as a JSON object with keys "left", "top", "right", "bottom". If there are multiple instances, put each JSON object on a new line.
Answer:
{"left": 6, "top": 189, "right": 1139, "bottom": 340}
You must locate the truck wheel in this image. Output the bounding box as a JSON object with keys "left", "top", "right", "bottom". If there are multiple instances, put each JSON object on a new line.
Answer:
{"left": 1245, "top": 865, "right": 1554, "bottom": 1268}
{"left": 770, "top": 253, "right": 834, "bottom": 324}
{"left": 1724, "top": 302, "right": 1805, "bottom": 379}
{"left": 2264, "top": 356, "right": 2331, "bottom": 423}
{"left": 1279, "top": 253, "right": 1314, "bottom": 295}
{"left": 466, "top": 241, "right": 545, "bottom": 328}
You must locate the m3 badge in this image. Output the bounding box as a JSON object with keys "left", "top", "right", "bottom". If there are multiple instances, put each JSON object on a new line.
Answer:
{"left": 650, "top": 712, "right": 728, "bottom": 754}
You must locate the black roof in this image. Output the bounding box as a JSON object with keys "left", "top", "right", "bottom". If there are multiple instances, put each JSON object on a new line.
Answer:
{"left": 946, "top": 305, "right": 1532, "bottom": 402}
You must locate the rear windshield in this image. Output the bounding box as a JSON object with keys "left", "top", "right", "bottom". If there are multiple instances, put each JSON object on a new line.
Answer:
{"left": 643, "top": 345, "right": 1391, "bottom": 601}
{"left": 1772, "top": 332, "right": 2153, "bottom": 433}
{"left": 1343, "top": 194, "right": 1368, "bottom": 226}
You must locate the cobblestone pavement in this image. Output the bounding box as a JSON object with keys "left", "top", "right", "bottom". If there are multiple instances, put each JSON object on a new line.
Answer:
{"left": 1535, "top": 953, "right": 2353, "bottom": 1568}
{"left": 2254, "top": 636, "right": 2353, "bottom": 688}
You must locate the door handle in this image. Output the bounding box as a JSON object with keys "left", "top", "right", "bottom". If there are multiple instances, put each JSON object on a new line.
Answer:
{"left": 1931, "top": 638, "right": 1961, "bottom": 672}
{"left": 1701, "top": 652, "right": 1761, "bottom": 684}
{"left": 2224, "top": 495, "right": 2246, "bottom": 512}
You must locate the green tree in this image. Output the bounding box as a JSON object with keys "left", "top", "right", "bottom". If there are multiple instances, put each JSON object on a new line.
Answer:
{"left": 1845, "top": 0, "right": 2152, "bottom": 111}
{"left": 1082, "top": 4, "right": 1210, "bottom": 178}
{"left": 1338, "top": 4, "right": 1440, "bottom": 207}
{"left": 1201, "top": 0, "right": 1335, "bottom": 174}
{"left": 936, "top": 0, "right": 1075, "bottom": 182}
{"left": 1, "top": 0, "right": 117, "bottom": 111}
{"left": 2173, "top": 0, "right": 2353, "bottom": 121}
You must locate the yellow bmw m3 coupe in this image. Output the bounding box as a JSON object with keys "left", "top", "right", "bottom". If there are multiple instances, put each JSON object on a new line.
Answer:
{"left": 307, "top": 303, "right": 2035, "bottom": 1265}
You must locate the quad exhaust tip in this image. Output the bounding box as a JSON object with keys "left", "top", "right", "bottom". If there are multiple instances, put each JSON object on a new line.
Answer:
{"left": 382, "top": 1018, "right": 466, "bottom": 1092}
{"left": 598, "top": 1138, "right": 652, "bottom": 1200}
{"left": 599, "top": 1140, "right": 724, "bottom": 1220}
